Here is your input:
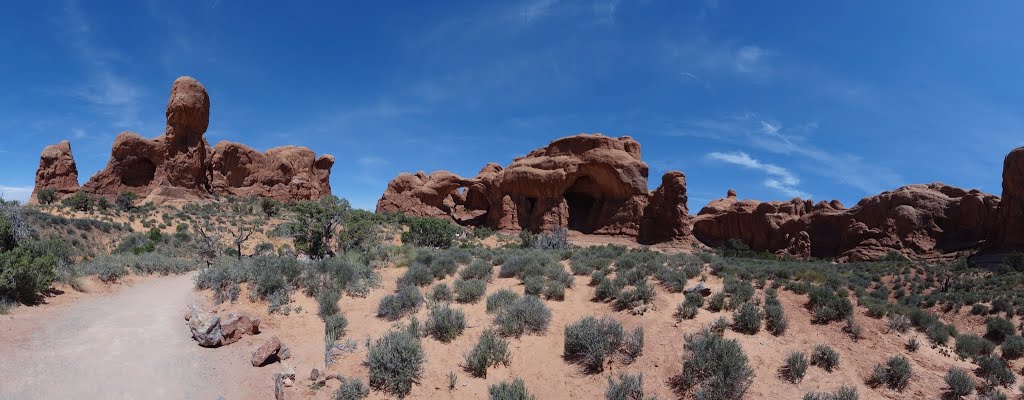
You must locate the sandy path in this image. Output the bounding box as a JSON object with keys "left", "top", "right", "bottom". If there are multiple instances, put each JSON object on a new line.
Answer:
{"left": 0, "top": 273, "right": 235, "bottom": 400}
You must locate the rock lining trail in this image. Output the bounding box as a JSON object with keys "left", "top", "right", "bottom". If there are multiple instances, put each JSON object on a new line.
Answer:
{"left": 0, "top": 273, "right": 250, "bottom": 400}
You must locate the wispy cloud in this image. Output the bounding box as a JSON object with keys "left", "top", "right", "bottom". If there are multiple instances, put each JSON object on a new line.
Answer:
{"left": 707, "top": 151, "right": 810, "bottom": 199}
{"left": 60, "top": 0, "right": 146, "bottom": 128}
{"left": 665, "top": 39, "right": 775, "bottom": 82}
{"left": 665, "top": 113, "right": 902, "bottom": 194}
{"left": 0, "top": 186, "right": 33, "bottom": 203}
{"left": 357, "top": 156, "right": 389, "bottom": 168}
{"left": 520, "top": 0, "right": 559, "bottom": 23}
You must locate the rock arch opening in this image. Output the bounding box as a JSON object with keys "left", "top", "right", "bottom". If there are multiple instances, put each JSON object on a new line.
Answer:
{"left": 565, "top": 176, "right": 601, "bottom": 233}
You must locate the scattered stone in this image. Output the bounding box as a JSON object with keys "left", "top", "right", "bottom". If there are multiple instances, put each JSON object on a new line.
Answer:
{"left": 273, "top": 373, "right": 285, "bottom": 400}
{"left": 252, "top": 336, "right": 282, "bottom": 367}
{"left": 186, "top": 305, "right": 223, "bottom": 348}
{"left": 220, "top": 312, "right": 260, "bottom": 345}
{"left": 277, "top": 343, "right": 291, "bottom": 360}
{"left": 309, "top": 368, "right": 320, "bottom": 381}
{"left": 683, "top": 282, "right": 712, "bottom": 297}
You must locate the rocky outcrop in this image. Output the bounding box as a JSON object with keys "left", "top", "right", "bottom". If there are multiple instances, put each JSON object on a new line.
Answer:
{"left": 377, "top": 133, "right": 692, "bottom": 245}
{"left": 32, "top": 76, "right": 333, "bottom": 204}
{"left": 995, "top": 147, "right": 1024, "bottom": 250}
{"left": 210, "top": 142, "right": 333, "bottom": 202}
{"left": 29, "top": 140, "right": 79, "bottom": 203}
{"left": 693, "top": 184, "right": 1000, "bottom": 261}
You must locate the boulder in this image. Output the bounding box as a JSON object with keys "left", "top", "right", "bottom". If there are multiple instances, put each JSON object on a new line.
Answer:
{"left": 640, "top": 171, "right": 691, "bottom": 244}
{"left": 186, "top": 305, "right": 223, "bottom": 348}
{"left": 252, "top": 336, "right": 282, "bottom": 367}
{"left": 211, "top": 142, "right": 333, "bottom": 201}
{"left": 30, "top": 140, "right": 79, "bottom": 203}
{"left": 220, "top": 312, "right": 261, "bottom": 345}
{"left": 273, "top": 373, "right": 286, "bottom": 400}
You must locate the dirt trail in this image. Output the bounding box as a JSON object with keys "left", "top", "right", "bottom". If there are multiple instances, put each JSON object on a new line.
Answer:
{"left": 0, "top": 273, "right": 239, "bottom": 400}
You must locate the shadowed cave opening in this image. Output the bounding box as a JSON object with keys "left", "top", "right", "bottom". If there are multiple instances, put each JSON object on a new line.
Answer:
{"left": 565, "top": 176, "right": 600, "bottom": 234}
{"left": 119, "top": 158, "right": 157, "bottom": 187}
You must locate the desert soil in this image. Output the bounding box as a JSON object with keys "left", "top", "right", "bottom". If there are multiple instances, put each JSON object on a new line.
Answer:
{"left": 0, "top": 273, "right": 263, "bottom": 400}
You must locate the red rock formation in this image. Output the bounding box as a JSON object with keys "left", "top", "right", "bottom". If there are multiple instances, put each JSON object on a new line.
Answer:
{"left": 29, "top": 140, "right": 79, "bottom": 203}
{"left": 693, "top": 184, "right": 999, "bottom": 261}
{"left": 42, "top": 76, "right": 336, "bottom": 203}
{"left": 639, "top": 171, "right": 691, "bottom": 244}
{"left": 377, "top": 133, "right": 693, "bottom": 244}
{"left": 995, "top": 147, "right": 1024, "bottom": 249}
{"left": 210, "top": 142, "right": 333, "bottom": 202}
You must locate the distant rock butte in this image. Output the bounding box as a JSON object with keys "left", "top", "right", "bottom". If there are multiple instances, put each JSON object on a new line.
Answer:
{"left": 31, "top": 77, "right": 333, "bottom": 204}
{"left": 377, "top": 133, "right": 693, "bottom": 245}
{"left": 692, "top": 184, "right": 1000, "bottom": 261}
{"left": 379, "top": 135, "right": 1022, "bottom": 260}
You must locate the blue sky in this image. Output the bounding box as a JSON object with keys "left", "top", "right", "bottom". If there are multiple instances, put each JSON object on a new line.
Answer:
{"left": 2, "top": 1, "right": 1023, "bottom": 210}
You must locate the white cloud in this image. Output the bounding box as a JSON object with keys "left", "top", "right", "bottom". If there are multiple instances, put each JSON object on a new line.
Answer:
{"left": 734, "top": 45, "right": 764, "bottom": 73}
{"left": 72, "top": 128, "right": 87, "bottom": 139}
{"left": 707, "top": 151, "right": 810, "bottom": 199}
{"left": 665, "top": 113, "right": 902, "bottom": 194}
{"left": 0, "top": 186, "right": 34, "bottom": 203}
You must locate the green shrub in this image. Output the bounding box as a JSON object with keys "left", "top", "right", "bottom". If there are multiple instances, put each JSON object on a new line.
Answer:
{"left": 488, "top": 378, "right": 536, "bottom": 400}
{"left": 398, "top": 262, "right": 434, "bottom": 287}
{"left": 605, "top": 373, "right": 647, "bottom": 400}
{"left": 494, "top": 295, "right": 551, "bottom": 337}
{"left": 535, "top": 227, "right": 568, "bottom": 250}
{"left": 425, "top": 303, "right": 466, "bottom": 343}
{"left": 36, "top": 188, "right": 56, "bottom": 205}
{"left": 594, "top": 277, "right": 622, "bottom": 301}
{"left": 807, "top": 285, "right": 853, "bottom": 323}
{"left": 523, "top": 275, "right": 544, "bottom": 296}
{"left": 317, "top": 288, "right": 341, "bottom": 317}
{"left": 431, "top": 283, "right": 452, "bottom": 302}
{"left": 1001, "top": 335, "right": 1024, "bottom": 360}
{"left": 61, "top": 191, "right": 93, "bottom": 211}
{"left": 366, "top": 329, "right": 424, "bottom": 398}
{"left": 926, "top": 323, "right": 951, "bottom": 345}
{"left": 887, "top": 314, "right": 910, "bottom": 333}
{"left": 539, "top": 279, "right": 564, "bottom": 300}
{"left": 906, "top": 336, "right": 920, "bottom": 352}
{"left": 115, "top": 191, "right": 137, "bottom": 211}
{"left": 976, "top": 355, "right": 1016, "bottom": 388}
{"left": 0, "top": 246, "right": 58, "bottom": 301}
{"left": 810, "top": 344, "right": 840, "bottom": 372}
{"left": 486, "top": 288, "right": 520, "bottom": 313}
{"left": 765, "top": 302, "right": 788, "bottom": 336}
{"left": 944, "top": 367, "right": 974, "bottom": 398}
{"left": 454, "top": 279, "right": 486, "bottom": 303}
{"left": 731, "top": 302, "right": 763, "bottom": 334}
{"left": 377, "top": 285, "right": 423, "bottom": 321}
{"left": 614, "top": 279, "right": 656, "bottom": 310}
{"left": 564, "top": 316, "right": 624, "bottom": 372}
{"left": 971, "top": 303, "right": 990, "bottom": 315}
{"left": 676, "top": 303, "right": 698, "bottom": 320}
{"left": 401, "top": 216, "right": 460, "bottom": 248}
{"left": 802, "top": 386, "right": 858, "bottom": 400}
{"left": 986, "top": 317, "right": 1017, "bottom": 344}
{"left": 955, "top": 334, "right": 995, "bottom": 360}
{"left": 334, "top": 376, "right": 369, "bottom": 400}
{"left": 325, "top": 313, "right": 348, "bottom": 342}
{"left": 783, "top": 351, "right": 808, "bottom": 383}
{"left": 707, "top": 291, "right": 726, "bottom": 312}
{"left": 464, "top": 329, "right": 510, "bottom": 377}
{"left": 867, "top": 355, "right": 911, "bottom": 392}
{"left": 622, "top": 326, "right": 644, "bottom": 362}
{"left": 460, "top": 259, "right": 493, "bottom": 281}
{"left": 677, "top": 328, "right": 754, "bottom": 400}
